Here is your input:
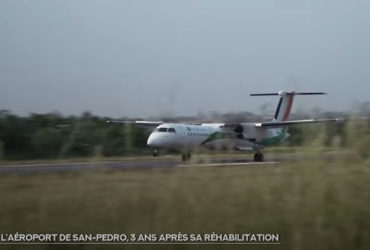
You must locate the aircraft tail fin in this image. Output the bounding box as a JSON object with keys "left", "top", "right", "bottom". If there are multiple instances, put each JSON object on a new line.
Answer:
{"left": 250, "top": 91, "right": 327, "bottom": 122}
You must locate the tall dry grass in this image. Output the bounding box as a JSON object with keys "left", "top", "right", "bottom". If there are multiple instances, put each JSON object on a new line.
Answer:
{"left": 0, "top": 152, "right": 369, "bottom": 249}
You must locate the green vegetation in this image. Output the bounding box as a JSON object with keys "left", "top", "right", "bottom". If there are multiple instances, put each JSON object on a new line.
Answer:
{"left": 0, "top": 153, "right": 369, "bottom": 249}
{"left": 0, "top": 111, "right": 149, "bottom": 161}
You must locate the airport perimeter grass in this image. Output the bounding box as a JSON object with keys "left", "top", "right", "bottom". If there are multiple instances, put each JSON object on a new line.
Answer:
{"left": 0, "top": 153, "right": 369, "bottom": 249}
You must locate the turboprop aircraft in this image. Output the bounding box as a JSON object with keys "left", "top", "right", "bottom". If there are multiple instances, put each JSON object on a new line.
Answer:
{"left": 108, "top": 91, "right": 341, "bottom": 162}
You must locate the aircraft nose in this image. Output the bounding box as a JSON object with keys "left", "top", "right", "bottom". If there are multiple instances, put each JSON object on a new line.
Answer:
{"left": 147, "top": 134, "right": 160, "bottom": 147}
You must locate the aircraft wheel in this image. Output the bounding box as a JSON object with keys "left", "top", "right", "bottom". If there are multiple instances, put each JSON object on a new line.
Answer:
{"left": 254, "top": 152, "right": 264, "bottom": 162}
{"left": 153, "top": 148, "right": 159, "bottom": 157}
{"left": 186, "top": 152, "right": 191, "bottom": 161}
{"left": 182, "top": 153, "right": 191, "bottom": 162}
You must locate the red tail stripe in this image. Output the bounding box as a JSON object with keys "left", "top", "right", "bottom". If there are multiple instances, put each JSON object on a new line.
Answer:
{"left": 282, "top": 95, "right": 293, "bottom": 121}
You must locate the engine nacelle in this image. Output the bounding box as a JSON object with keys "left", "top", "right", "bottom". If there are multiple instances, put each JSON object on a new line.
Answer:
{"left": 238, "top": 123, "right": 267, "bottom": 141}
{"left": 234, "top": 125, "right": 244, "bottom": 133}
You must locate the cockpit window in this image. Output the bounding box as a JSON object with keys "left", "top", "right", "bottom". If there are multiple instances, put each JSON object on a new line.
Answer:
{"left": 158, "top": 128, "right": 168, "bottom": 132}
{"left": 168, "top": 128, "right": 176, "bottom": 133}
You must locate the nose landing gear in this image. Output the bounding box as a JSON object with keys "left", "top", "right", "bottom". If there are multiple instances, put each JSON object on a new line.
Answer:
{"left": 153, "top": 148, "right": 159, "bottom": 157}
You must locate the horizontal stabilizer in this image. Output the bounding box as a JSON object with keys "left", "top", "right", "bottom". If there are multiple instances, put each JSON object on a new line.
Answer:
{"left": 250, "top": 93, "right": 280, "bottom": 96}
{"left": 106, "top": 120, "right": 163, "bottom": 126}
{"left": 250, "top": 91, "right": 327, "bottom": 96}
{"left": 254, "top": 118, "right": 342, "bottom": 128}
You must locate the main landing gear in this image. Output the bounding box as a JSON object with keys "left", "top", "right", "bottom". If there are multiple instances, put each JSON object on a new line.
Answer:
{"left": 254, "top": 152, "right": 264, "bottom": 162}
{"left": 182, "top": 152, "right": 191, "bottom": 162}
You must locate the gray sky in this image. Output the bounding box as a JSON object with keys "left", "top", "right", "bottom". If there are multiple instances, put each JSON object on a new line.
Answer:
{"left": 0, "top": 0, "right": 369, "bottom": 117}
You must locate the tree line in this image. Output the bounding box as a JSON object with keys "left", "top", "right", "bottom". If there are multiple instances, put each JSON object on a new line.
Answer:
{"left": 0, "top": 111, "right": 148, "bottom": 160}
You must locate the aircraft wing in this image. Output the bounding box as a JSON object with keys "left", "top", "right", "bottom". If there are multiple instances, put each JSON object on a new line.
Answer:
{"left": 106, "top": 120, "right": 163, "bottom": 126}
{"left": 254, "top": 118, "right": 342, "bottom": 128}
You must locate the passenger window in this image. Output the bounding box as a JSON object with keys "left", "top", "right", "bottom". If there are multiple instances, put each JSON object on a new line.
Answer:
{"left": 168, "top": 128, "right": 176, "bottom": 133}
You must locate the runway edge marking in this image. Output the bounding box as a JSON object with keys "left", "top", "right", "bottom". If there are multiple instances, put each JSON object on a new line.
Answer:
{"left": 176, "top": 162, "right": 279, "bottom": 168}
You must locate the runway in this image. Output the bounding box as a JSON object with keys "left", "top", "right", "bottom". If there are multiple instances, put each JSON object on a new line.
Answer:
{"left": 0, "top": 157, "right": 279, "bottom": 175}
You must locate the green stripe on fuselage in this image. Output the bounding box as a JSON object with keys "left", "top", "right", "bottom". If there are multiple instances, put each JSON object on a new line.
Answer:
{"left": 260, "top": 130, "right": 286, "bottom": 146}
{"left": 201, "top": 130, "right": 287, "bottom": 147}
{"left": 201, "top": 132, "right": 226, "bottom": 145}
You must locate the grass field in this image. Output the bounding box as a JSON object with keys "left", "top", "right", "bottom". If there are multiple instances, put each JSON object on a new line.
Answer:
{"left": 0, "top": 152, "right": 369, "bottom": 249}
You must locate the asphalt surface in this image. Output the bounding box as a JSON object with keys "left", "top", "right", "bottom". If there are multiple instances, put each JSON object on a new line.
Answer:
{"left": 0, "top": 157, "right": 278, "bottom": 175}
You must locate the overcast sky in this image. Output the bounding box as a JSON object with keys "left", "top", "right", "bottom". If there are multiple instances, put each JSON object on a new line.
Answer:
{"left": 0, "top": 0, "right": 369, "bottom": 117}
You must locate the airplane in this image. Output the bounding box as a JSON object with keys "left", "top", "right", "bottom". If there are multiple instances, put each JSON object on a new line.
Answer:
{"left": 108, "top": 91, "right": 341, "bottom": 162}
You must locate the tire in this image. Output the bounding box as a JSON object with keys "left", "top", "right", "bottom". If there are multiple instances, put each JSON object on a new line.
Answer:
{"left": 254, "top": 152, "right": 264, "bottom": 162}
{"left": 153, "top": 148, "right": 159, "bottom": 157}
{"left": 186, "top": 153, "right": 191, "bottom": 161}
{"left": 182, "top": 154, "right": 187, "bottom": 162}
{"left": 182, "top": 153, "right": 191, "bottom": 162}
